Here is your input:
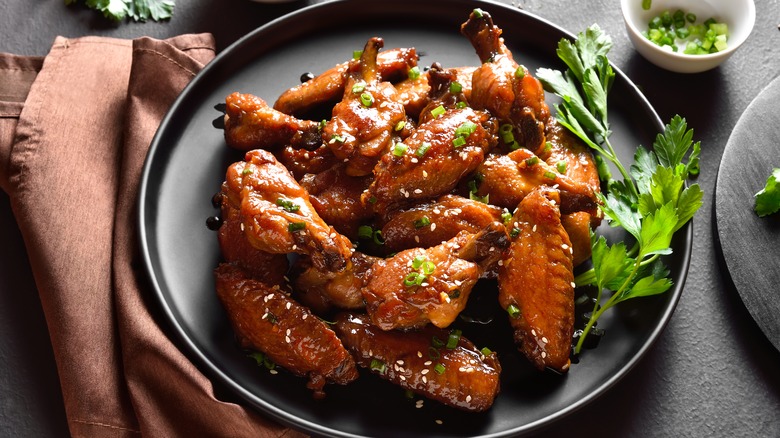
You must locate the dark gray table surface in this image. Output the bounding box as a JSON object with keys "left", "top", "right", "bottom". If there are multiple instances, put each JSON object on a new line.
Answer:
{"left": 2, "top": 0, "right": 779, "bottom": 436}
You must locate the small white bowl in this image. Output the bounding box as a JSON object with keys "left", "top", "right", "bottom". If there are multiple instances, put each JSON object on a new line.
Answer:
{"left": 621, "top": 0, "right": 755, "bottom": 73}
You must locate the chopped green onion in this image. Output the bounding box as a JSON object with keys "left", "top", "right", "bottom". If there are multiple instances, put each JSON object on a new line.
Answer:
{"left": 370, "top": 358, "right": 387, "bottom": 373}
{"left": 358, "top": 225, "right": 373, "bottom": 240}
{"left": 408, "top": 66, "right": 421, "bottom": 80}
{"left": 241, "top": 167, "right": 252, "bottom": 175}
{"left": 544, "top": 170, "right": 557, "bottom": 180}
{"left": 455, "top": 121, "right": 477, "bottom": 137}
{"left": 480, "top": 347, "right": 493, "bottom": 356}
{"left": 368, "top": 196, "right": 378, "bottom": 204}
{"left": 452, "top": 136, "right": 466, "bottom": 148}
{"left": 506, "top": 303, "right": 521, "bottom": 318}
{"left": 394, "top": 120, "right": 406, "bottom": 131}
{"left": 473, "top": 8, "right": 484, "bottom": 18}
{"left": 469, "top": 191, "right": 489, "bottom": 204}
{"left": 414, "top": 216, "right": 431, "bottom": 228}
{"left": 373, "top": 229, "right": 385, "bottom": 245}
{"left": 360, "top": 92, "right": 374, "bottom": 107}
{"left": 501, "top": 209, "right": 512, "bottom": 224}
{"left": 445, "top": 329, "right": 462, "bottom": 349}
{"left": 352, "top": 50, "right": 363, "bottom": 60}
{"left": 525, "top": 156, "right": 539, "bottom": 166}
{"left": 404, "top": 272, "right": 421, "bottom": 287}
{"left": 331, "top": 134, "right": 345, "bottom": 143}
{"left": 276, "top": 198, "right": 300, "bottom": 213}
{"left": 351, "top": 81, "right": 366, "bottom": 94}
{"left": 428, "top": 346, "right": 441, "bottom": 360}
{"left": 318, "top": 119, "right": 327, "bottom": 131}
{"left": 393, "top": 142, "right": 408, "bottom": 157}
{"left": 431, "top": 336, "right": 445, "bottom": 348}
{"left": 412, "top": 255, "right": 426, "bottom": 270}
{"left": 416, "top": 142, "right": 431, "bottom": 157}
{"left": 430, "top": 105, "right": 446, "bottom": 118}
{"left": 544, "top": 141, "right": 552, "bottom": 153}
{"left": 510, "top": 227, "right": 520, "bottom": 238}
{"left": 514, "top": 65, "right": 526, "bottom": 79}
{"left": 434, "top": 363, "right": 446, "bottom": 375}
{"left": 642, "top": 0, "right": 651, "bottom": 10}
{"left": 449, "top": 81, "right": 463, "bottom": 94}
{"left": 455, "top": 101, "right": 468, "bottom": 109}
{"left": 288, "top": 222, "right": 306, "bottom": 232}
{"left": 421, "top": 261, "right": 436, "bottom": 276}
{"left": 556, "top": 161, "right": 567, "bottom": 173}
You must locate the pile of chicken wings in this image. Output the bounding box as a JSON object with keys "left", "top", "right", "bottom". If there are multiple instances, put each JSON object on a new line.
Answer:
{"left": 212, "top": 9, "right": 601, "bottom": 412}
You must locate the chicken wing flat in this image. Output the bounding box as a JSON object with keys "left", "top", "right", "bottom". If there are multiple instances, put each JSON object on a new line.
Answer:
{"left": 299, "top": 163, "right": 374, "bottom": 240}
{"left": 393, "top": 68, "right": 431, "bottom": 120}
{"left": 469, "top": 147, "right": 598, "bottom": 216}
{"left": 363, "top": 223, "right": 509, "bottom": 330}
{"left": 322, "top": 37, "right": 408, "bottom": 176}
{"left": 290, "top": 251, "right": 377, "bottom": 314}
{"left": 461, "top": 9, "right": 549, "bottom": 152}
{"left": 216, "top": 192, "right": 290, "bottom": 284}
{"left": 334, "top": 312, "right": 501, "bottom": 412}
{"left": 214, "top": 263, "right": 359, "bottom": 398}
{"left": 561, "top": 211, "right": 593, "bottom": 268}
{"left": 273, "top": 47, "right": 418, "bottom": 117}
{"left": 363, "top": 106, "right": 498, "bottom": 214}
{"left": 275, "top": 143, "right": 340, "bottom": 181}
{"left": 380, "top": 194, "right": 504, "bottom": 254}
{"left": 223, "top": 149, "right": 353, "bottom": 272}
{"left": 498, "top": 187, "right": 574, "bottom": 373}
{"left": 223, "top": 92, "right": 321, "bottom": 152}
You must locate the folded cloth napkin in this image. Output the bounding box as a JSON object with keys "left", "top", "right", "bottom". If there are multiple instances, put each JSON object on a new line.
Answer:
{"left": 0, "top": 35, "right": 305, "bottom": 438}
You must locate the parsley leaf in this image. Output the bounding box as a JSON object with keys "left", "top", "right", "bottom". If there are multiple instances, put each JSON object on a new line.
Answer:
{"left": 541, "top": 25, "right": 704, "bottom": 356}
{"left": 66, "top": 0, "right": 174, "bottom": 22}
{"left": 754, "top": 168, "right": 780, "bottom": 217}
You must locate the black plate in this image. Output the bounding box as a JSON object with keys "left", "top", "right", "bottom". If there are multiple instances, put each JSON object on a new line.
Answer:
{"left": 138, "top": 0, "right": 690, "bottom": 436}
{"left": 715, "top": 75, "right": 780, "bottom": 352}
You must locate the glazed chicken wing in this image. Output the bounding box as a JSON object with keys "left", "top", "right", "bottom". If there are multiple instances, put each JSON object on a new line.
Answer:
{"left": 275, "top": 143, "right": 340, "bottom": 181}
{"left": 214, "top": 263, "right": 359, "bottom": 398}
{"left": 290, "top": 251, "right": 377, "bottom": 315}
{"left": 469, "top": 147, "right": 598, "bottom": 216}
{"left": 498, "top": 187, "right": 574, "bottom": 373}
{"left": 380, "top": 194, "right": 504, "bottom": 254}
{"left": 223, "top": 92, "right": 322, "bottom": 152}
{"left": 334, "top": 312, "right": 501, "bottom": 412}
{"left": 363, "top": 222, "right": 509, "bottom": 330}
{"left": 461, "top": 9, "right": 549, "bottom": 152}
{"left": 273, "top": 47, "right": 419, "bottom": 117}
{"left": 223, "top": 149, "right": 353, "bottom": 272}
{"left": 322, "top": 37, "right": 408, "bottom": 176}
{"left": 299, "top": 163, "right": 375, "bottom": 240}
{"left": 363, "top": 106, "right": 497, "bottom": 214}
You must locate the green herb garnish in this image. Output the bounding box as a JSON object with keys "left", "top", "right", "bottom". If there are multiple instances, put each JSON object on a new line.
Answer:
{"left": 65, "top": 0, "right": 174, "bottom": 22}
{"left": 754, "top": 168, "right": 780, "bottom": 217}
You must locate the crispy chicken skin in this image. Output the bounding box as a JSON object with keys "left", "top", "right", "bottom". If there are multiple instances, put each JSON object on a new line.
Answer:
{"left": 223, "top": 92, "right": 321, "bottom": 152}
{"left": 363, "top": 223, "right": 509, "bottom": 330}
{"left": 214, "top": 263, "right": 359, "bottom": 398}
{"left": 498, "top": 187, "right": 574, "bottom": 373}
{"left": 322, "top": 37, "right": 408, "bottom": 176}
{"left": 299, "top": 163, "right": 375, "bottom": 240}
{"left": 216, "top": 192, "right": 290, "bottom": 284}
{"left": 334, "top": 313, "right": 501, "bottom": 412}
{"left": 224, "top": 149, "right": 353, "bottom": 272}
{"left": 290, "top": 251, "right": 377, "bottom": 314}
{"left": 363, "top": 106, "right": 498, "bottom": 214}
{"left": 470, "top": 147, "right": 599, "bottom": 216}
{"left": 273, "top": 47, "right": 419, "bottom": 117}
{"left": 461, "top": 9, "right": 549, "bottom": 152}
{"left": 380, "top": 194, "right": 504, "bottom": 254}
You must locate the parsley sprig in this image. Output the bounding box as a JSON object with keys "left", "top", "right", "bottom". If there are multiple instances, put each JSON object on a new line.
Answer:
{"left": 65, "top": 0, "right": 175, "bottom": 22}
{"left": 536, "top": 25, "right": 703, "bottom": 355}
{"left": 754, "top": 168, "right": 780, "bottom": 217}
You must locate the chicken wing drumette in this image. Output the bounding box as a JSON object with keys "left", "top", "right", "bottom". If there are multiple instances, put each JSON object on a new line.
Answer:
{"left": 461, "top": 9, "right": 549, "bottom": 152}
{"left": 274, "top": 47, "right": 419, "bottom": 117}
{"left": 223, "top": 92, "right": 322, "bottom": 152}
{"left": 290, "top": 251, "right": 377, "bottom": 315}
{"left": 322, "top": 37, "right": 408, "bottom": 177}
{"left": 223, "top": 149, "right": 353, "bottom": 272}
{"left": 498, "top": 187, "right": 574, "bottom": 373}
{"left": 363, "top": 222, "right": 509, "bottom": 331}
{"left": 214, "top": 263, "right": 358, "bottom": 399}
{"left": 334, "top": 312, "right": 501, "bottom": 412}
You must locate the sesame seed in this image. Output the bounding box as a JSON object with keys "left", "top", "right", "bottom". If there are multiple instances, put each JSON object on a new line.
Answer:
{"left": 286, "top": 302, "right": 292, "bottom": 310}
{"left": 423, "top": 170, "right": 428, "bottom": 178}
{"left": 285, "top": 336, "right": 291, "bottom": 343}
{"left": 400, "top": 375, "right": 406, "bottom": 381}
{"left": 240, "top": 223, "right": 245, "bottom": 231}
{"left": 433, "top": 208, "right": 441, "bottom": 214}
{"left": 459, "top": 366, "right": 466, "bottom": 372}
{"left": 421, "top": 369, "right": 429, "bottom": 375}
{"left": 422, "top": 376, "right": 428, "bottom": 383}
{"left": 414, "top": 189, "right": 423, "bottom": 194}
{"left": 570, "top": 281, "right": 576, "bottom": 288}
{"left": 497, "top": 260, "right": 504, "bottom": 266}
{"left": 302, "top": 314, "right": 308, "bottom": 320}
{"left": 435, "top": 420, "right": 443, "bottom": 425}
{"left": 292, "top": 244, "right": 298, "bottom": 250}
{"left": 542, "top": 337, "right": 548, "bottom": 343}
{"left": 541, "top": 351, "right": 547, "bottom": 359}
{"left": 489, "top": 246, "right": 495, "bottom": 252}
{"left": 330, "top": 232, "right": 336, "bottom": 238}
{"left": 561, "top": 243, "right": 569, "bottom": 250}
{"left": 261, "top": 313, "right": 268, "bottom": 319}
{"left": 269, "top": 369, "right": 278, "bottom": 375}
{"left": 430, "top": 223, "right": 437, "bottom": 231}
{"left": 532, "top": 224, "right": 537, "bottom": 232}
{"left": 531, "top": 329, "right": 536, "bottom": 336}
{"left": 397, "top": 360, "right": 405, "bottom": 365}
{"left": 424, "top": 361, "right": 432, "bottom": 366}
{"left": 466, "top": 395, "right": 472, "bottom": 403}
{"left": 303, "top": 152, "right": 310, "bottom": 159}
{"left": 286, "top": 329, "right": 291, "bottom": 336}
{"left": 417, "top": 351, "right": 423, "bottom": 358}
{"left": 414, "top": 235, "right": 420, "bottom": 243}
{"left": 411, "top": 158, "right": 419, "bottom": 164}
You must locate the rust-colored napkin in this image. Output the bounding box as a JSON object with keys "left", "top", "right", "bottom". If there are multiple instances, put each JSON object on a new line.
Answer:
{"left": 0, "top": 35, "right": 305, "bottom": 438}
